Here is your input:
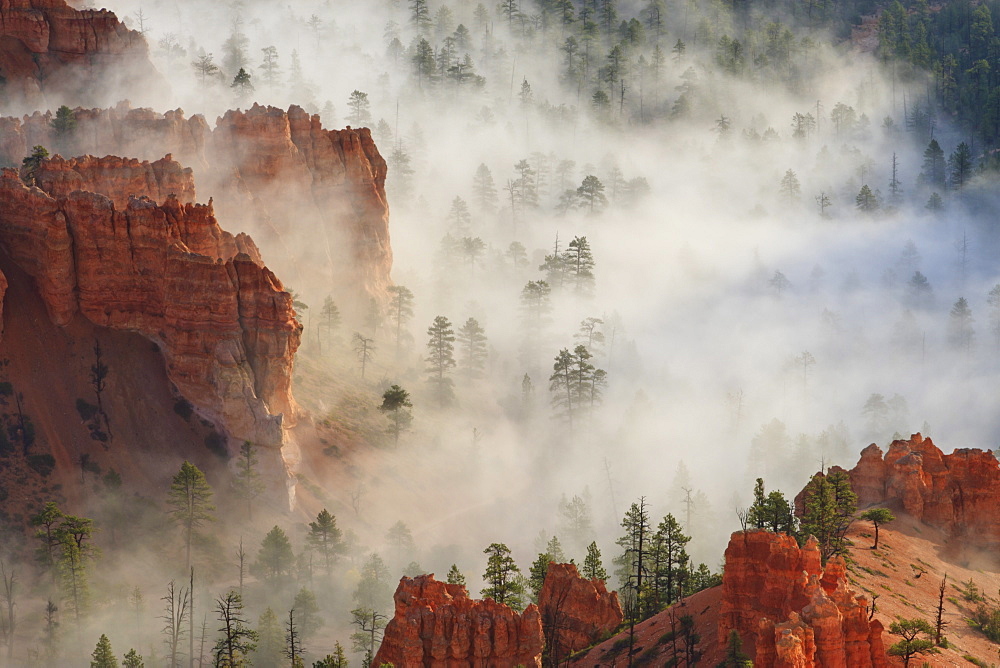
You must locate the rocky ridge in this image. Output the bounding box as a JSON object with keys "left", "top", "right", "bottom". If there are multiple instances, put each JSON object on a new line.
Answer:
{"left": 373, "top": 574, "right": 544, "bottom": 668}
{"left": 0, "top": 156, "right": 299, "bottom": 456}
{"left": 718, "top": 529, "right": 889, "bottom": 667}
{"left": 847, "top": 433, "right": 1000, "bottom": 549}
{"left": 0, "top": 103, "right": 391, "bottom": 312}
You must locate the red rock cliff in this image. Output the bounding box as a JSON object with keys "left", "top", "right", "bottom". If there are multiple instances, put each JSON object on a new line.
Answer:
{"left": 718, "top": 530, "right": 888, "bottom": 667}
{"left": 373, "top": 574, "right": 544, "bottom": 668}
{"left": 1, "top": 103, "right": 391, "bottom": 313}
{"left": 849, "top": 433, "right": 1000, "bottom": 548}
{"left": 537, "top": 562, "right": 623, "bottom": 661}
{"left": 0, "top": 0, "right": 158, "bottom": 109}
{"left": 0, "top": 159, "right": 299, "bottom": 454}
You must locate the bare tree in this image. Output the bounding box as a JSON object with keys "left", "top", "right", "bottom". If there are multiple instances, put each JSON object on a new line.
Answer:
{"left": 161, "top": 580, "right": 190, "bottom": 668}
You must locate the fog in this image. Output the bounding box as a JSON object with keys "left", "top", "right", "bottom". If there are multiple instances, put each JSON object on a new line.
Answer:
{"left": 2, "top": 0, "right": 1000, "bottom": 664}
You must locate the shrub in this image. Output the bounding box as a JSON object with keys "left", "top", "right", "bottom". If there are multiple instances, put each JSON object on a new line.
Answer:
{"left": 75, "top": 398, "right": 99, "bottom": 421}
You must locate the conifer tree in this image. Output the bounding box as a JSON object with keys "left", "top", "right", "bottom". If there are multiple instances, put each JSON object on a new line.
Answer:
{"left": 167, "top": 461, "right": 215, "bottom": 572}
{"left": 91, "top": 634, "right": 118, "bottom": 668}
{"left": 425, "top": 316, "right": 457, "bottom": 407}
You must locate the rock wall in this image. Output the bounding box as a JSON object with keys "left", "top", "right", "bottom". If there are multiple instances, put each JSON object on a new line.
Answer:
{"left": 0, "top": 103, "right": 391, "bottom": 314}
{"left": 537, "top": 562, "right": 622, "bottom": 661}
{"left": 0, "top": 0, "right": 158, "bottom": 109}
{"left": 718, "top": 530, "right": 888, "bottom": 667}
{"left": 849, "top": 433, "right": 1000, "bottom": 548}
{"left": 373, "top": 574, "right": 544, "bottom": 668}
{"left": 0, "top": 160, "right": 299, "bottom": 453}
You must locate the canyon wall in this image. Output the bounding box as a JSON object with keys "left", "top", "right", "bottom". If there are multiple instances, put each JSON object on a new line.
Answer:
{"left": 0, "top": 103, "right": 391, "bottom": 313}
{"left": 0, "top": 158, "right": 299, "bottom": 453}
{"left": 849, "top": 433, "right": 1000, "bottom": 549}
{"left": 0, "top": 0, "right": 158, "bottom": 109}
{"left": 718, "top": 530, "right": 888, "bottom": 667}
{"left": 373, "top": 574, "right": 544, "bottom": 668}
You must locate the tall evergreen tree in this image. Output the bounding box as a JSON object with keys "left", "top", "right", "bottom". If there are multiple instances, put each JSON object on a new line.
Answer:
{"left": 481, "top": 543, "right": 525, "bottom": 610}
{"left": 166, "top": 461, "right": 215, "bottom": 572}
{"left": 456, "top": 317, "right": 489, "bottom": 379}
{"left": 425, "top": 316, "right": 457, "bottom": 407}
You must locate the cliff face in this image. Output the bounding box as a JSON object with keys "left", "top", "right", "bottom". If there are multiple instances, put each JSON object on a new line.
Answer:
{"left": 537, "top": 562, "right": 623, "bottom": 661}
{"left": 849, "top": 433, "right": 1000, "bottom": 548}
{"left": 373, "top": 575, "right": 544, "bottom": 668}
{"left": 718, "top": 530, "right": 888, "bottom": 668}
{"left": 0, "top": 103, "right": 391, "bottom": 313}
{"left": 0, "top": 159, "right": 299, "bottom": 452}
{"left": 0, "top": 0, "right": 158, "bottom": 109}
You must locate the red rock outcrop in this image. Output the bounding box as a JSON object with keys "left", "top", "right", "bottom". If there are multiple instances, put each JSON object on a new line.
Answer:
{"left": 718, "top": 530, "right": 889, "bottom": 667}
{"left": 0, "top": 0, "right": 158, "bottom": 109}
{"left": 34, "top": 154, "right": 196, "bottom": 209}
{"left": 0, "top": 103, "right": 391, "bottom": 313}
{"left": 848, "top": 433, "right": 1000, "bottom": 548}
{"left": 0, "top": 160, "right": 299, "bottom": 453}
{"left": 537, "top": 562, "right": 622, "bottom": 661}
{"left": 373, "top": 574, "right": 544, "bottom": 668}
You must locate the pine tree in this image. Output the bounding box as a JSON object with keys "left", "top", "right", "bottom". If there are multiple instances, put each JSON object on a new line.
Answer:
{"left": 948, "top": 297, "right": 975, "bottom": 352}
{"left": 233, "top": 441, "right": 264, "bottom": 521}
{"left": 254, "top": 608, "right": 284, "bottom": 667}
{"left": 386, "top": 286, "right": 415, "bottom": 357}
{"left": 799, "top": 470, "right": 857, "bottom": 561}
{"left": 582, "top": 542, "right": 607, "bottom": 580}
{"left": 379, "top": 385, "right": 413, "bottom": 445}
{"left": 91, "top": 634, "right": 118, "bottom": 668}
{"left": 230, "top": 67, "right": 254, "bottom": 100}
{"left": 456, "top": 318, "right": 488, "bottom": 379}
{"left": 307, "top": 509, "right": 344, "bottom": 576}
{"left": 122, "top": 648, "right": 144, "bottom": 668}
{"left": 472, "top": 164, "right": 499, "bottom": 212}
{"left": 481, "top": 543, "right": 525, "bottom": 610}
{"left": 425, "top": 316, "right": 457, "bottom": 407}
{"left": 446, "top": 564, "right": 466, "bottom": 586}
{"left": 166, "top": 461, "right": 215, "bottom": 572}
{"left": 564, "top": 237, "right": 596, "bottom": 295}
{"left": 920, "top": 139, "right": 946, "bottom": 188}
{"left": 253, "top": 526, "right": 295, "bottom": 582}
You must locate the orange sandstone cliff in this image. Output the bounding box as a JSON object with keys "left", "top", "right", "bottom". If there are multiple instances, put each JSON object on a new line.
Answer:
{"left": 373, "top": 574, "right": 545, "bottom": 668}
{"left": 718, "top": 530, "right": 889, "bottom": 667}
{"left": 0, "top": 0, "right": 158, "bottom": 109}
{"left": 0, "top": 103, "right": 391, "bottom": 312}
{"left": 0, "top": 157, "right": 299, "bottom": 457}
{"left": 848, "top": 433, "right": 1000, "bottom": 548}
{"left": 537, "top": 562, "right": 623, "bottom": 663}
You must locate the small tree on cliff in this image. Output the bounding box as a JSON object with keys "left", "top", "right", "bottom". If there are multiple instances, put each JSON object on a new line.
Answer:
{"left": 582, "top": 542, "right": 607, "bottom": 581}
{"left": 52, "top": 105, "right": 77, "bottom": 137}
{"left": 21, "top": 145, "right": 49, "bottom": 185}
{"left": 860, "top": 508, "right": 894, "bottom": 550}
{"left": 481, "top": 543, "right": 525, "bottom": 610}
{"left": 887, "top": 618, "right": 937, "bottom": 667}
{"left": 798, "top": 469, "right": 856, "bottom": 561}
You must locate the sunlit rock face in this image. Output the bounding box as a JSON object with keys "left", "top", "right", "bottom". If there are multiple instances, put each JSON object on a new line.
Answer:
{"left": 373, "top": 574, "right": 545, "bottom": 668}
{"left": 848, "top": 433, "right": 1000, "bottom": 549}
{"left": 0, "top": 103, "right": 391, "bottom": 316}
{"left": 718, "top": 530, "right": 889, "bottom": 668}
{"left": 0, "top": 158, "right": 300, "bottom": 456}
{"left": 537, "top": 561, "right": 623, "bottom": 660}
{"left": 0, "top": 0, "right": 159, "bottom": 108}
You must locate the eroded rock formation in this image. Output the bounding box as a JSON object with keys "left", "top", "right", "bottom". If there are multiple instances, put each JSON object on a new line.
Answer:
{"left": 849, "top": 433, "right": 1000, "bottom": 548}
{"left": 34, "top": 154, "right": 196, "bottom": 209}
{"left": 373, "top": 574, "right": 544, "bottom": 668}
{"left": 0, "top": 103, "right": 391, "bottom": 312}
{"left": 718, "top": 530, "right": 888, "bottom": 667}
{"left": 0, "top": 158, "right": 298, "bottom": 452}
{"left": 537, "top": 562, "right": 623, "bottom": 660}
{"left": 0, "top": 0, "right": 158, "bottom": 109}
